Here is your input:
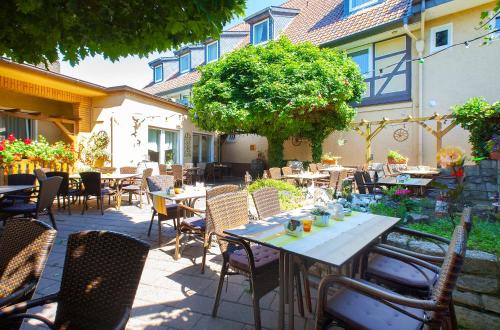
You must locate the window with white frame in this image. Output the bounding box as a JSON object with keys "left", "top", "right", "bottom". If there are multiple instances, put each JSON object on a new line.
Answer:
{"left": 179, "top": 53, "right": 190, "bottom": 73}
{"left": 153, "top": 64, "right": 163, "bottom": 83}
{"left": 148, "top": 128, "right": 179, "bottom": 165}
{"left": 253, "top": 19, "right": 270, "bottom": 45}
{"left": 0, "top": 116, "right": 33, "bottom": 140}
{"left": 206, "top": 41, "right": 219, "bottom": 63}
{"left": 348, "top": 45, "right": 372, "bottom": 78}
{"left": 349, "top": 0, "right": 377, "bottom": 12}
{"left": 192, "top": 133, "right": 213, "bottom": 163}
{"left": 430, "top": 23, "right": 452, "bottom": 53}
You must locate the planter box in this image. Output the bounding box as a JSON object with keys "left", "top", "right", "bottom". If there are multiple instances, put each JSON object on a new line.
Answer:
{"left": 387, "top": 158, "right": 407, "bottom": 165}
{"left": 322, "top": 159, "right": 338, "bottom": 165}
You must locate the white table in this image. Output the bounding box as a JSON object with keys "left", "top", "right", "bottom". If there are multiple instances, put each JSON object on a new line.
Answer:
{"left": 225, "top": 208, "right": 400, "bottom": 329}
{"left": 0, "top": 185, "right": 35, "bottom": 195}
{"left": 150, "top": 189, "right": 206, "bottom": 207}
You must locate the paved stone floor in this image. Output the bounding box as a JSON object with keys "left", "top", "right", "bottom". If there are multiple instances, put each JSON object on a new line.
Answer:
{"left": 21, "top": 196, "right": 317, "bottom": 330}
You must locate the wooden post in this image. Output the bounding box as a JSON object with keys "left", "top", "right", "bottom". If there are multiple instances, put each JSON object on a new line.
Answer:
{"left": 436, "top": 119, "right": 442, "bottom": 156}
{"left": 365, "top": 123, "right": 371, "bottom": 165}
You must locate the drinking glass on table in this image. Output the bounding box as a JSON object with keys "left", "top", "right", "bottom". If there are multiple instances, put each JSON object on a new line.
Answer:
{"left": 302, "top": 217, "right": 313, "bottom": 232}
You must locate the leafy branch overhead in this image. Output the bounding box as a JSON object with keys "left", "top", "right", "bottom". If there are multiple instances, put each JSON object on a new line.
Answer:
{"left": 0, "top": 0, "right": 246, "bottom": 65}
{"left": 191, "top": 37, "right": 365, "bottom": 166}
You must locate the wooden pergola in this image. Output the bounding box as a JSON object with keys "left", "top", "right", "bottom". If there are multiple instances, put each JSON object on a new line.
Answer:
{"left": 351, "top": 113, "right": 457, "bottom": 165}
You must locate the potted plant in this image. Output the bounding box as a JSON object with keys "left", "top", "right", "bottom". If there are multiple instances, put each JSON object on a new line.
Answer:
{"left": 437, "top": 146, "right": 465, "bottom": 183}
{"left": 387, "top": 150, "right": 407, "bottom": 164}
{"left": 311, "top": 208, "right": 331, "bottom": 227}
{"left": 486, "top": 134, "right": 500, "bottom": 160}
{"left": 321, "top": 152, "right": 341, "bottom": 165}
{"left": 79, "top": 131, "right": 110, "bottom": 167}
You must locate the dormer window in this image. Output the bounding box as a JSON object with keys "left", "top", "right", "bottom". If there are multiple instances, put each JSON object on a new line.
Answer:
{"left": 253, "top": 19, "right": 270, "bottom": 45}
{"left": 153, "top": 64, "right": 163, "bottom": 83}
{"left": 349, "top": 0, "right": 377, "bottom": 12}
{"left": 179, "top": 53, "right": 190, "bottom": 73}
{"left": 206, "top": 41, "right": 219, "bottom": 63}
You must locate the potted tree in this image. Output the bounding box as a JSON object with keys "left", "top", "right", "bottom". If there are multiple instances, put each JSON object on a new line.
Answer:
{"left": 387, "top": 150, "right": 407, "bottom": 164}
{"left": 486, "top": 135, "right": 500, "bottom": 160}
{"left": 321, "top": 152, "right": 341, "bottom": 165}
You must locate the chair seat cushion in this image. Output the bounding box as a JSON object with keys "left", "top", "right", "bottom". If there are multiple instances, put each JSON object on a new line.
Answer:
{"left": 2, "top": 202, "right": 36, "bottom": 214}
{"left": 180, "top": 217, "right": 206, "bottom": 230}
{"left": 101, "top": 188, "right": 114, "bottom": 195}
{"left": 229, "top": 245, "right": 279, "bottom": 272}
{"left": 367, "top": 255, "right": 438, "bottom": 290}
{"left": 122, "top": 185, "right": 140, "bottom": 191}
{"left": 325, "top": 281, "right": 424, "bottom": 330}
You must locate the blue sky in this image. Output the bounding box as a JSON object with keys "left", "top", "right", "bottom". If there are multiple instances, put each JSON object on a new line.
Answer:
{"left": 60, "top": 0, "right": 284, "bottom": 89}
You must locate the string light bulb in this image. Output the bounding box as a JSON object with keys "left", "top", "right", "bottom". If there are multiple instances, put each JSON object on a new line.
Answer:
{"left": 419, "top": 58, "right": 425, "bottom": 64}
{"left": 464, "top": 41, "right": 470, "bottom": 48}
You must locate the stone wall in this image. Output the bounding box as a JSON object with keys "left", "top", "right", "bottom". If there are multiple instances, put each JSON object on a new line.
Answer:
{"left": 463, "top": 159, "right": 500, "bottom": 201}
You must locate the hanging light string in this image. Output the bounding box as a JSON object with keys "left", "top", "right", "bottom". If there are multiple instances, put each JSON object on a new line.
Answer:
{"left": 362, "top": 29, "right": 499, "bottom": 76}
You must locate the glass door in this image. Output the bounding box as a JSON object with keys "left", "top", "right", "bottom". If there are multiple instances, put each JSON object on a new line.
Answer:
{"left": 193, "top": 133, "right": 212, "bottom": 164}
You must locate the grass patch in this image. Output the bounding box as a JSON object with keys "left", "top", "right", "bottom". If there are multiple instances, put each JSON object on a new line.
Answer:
{"left": 247, "top": 179, "right": 304, "bottom": 210}
{"left": 407, "top": 217, "right": 500, "bottom": 255}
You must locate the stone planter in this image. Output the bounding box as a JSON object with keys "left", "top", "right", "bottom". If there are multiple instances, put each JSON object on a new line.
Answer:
{"left": 490, "top": 151, "right": 500, "bottom": 160}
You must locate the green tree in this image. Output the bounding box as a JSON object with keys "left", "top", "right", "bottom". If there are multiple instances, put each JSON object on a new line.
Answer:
{"left": 0, "top": 0, "right": 245, "bottom": 65}
{"left": 191, "top": 37, "right": 365, "bottom": 166}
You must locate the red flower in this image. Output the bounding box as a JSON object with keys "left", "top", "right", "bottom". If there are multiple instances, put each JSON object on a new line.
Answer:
{"left": 0, "top": 145, "right": 4, "bottom": 151}
{"left": 23, "top": 138, "right": 32, "bottom": 145}
{"left": 7, "top": 133, "right": 15, "bottom": 142}
{"left": 451, "top": 167, "right": 464, "bottom": 177}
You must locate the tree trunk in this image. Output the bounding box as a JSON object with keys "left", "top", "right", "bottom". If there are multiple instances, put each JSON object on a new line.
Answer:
{"left": 267, "top": 136, "right": 285, "bottom": 167}
{"left": 310, "top": 135, "right": 323, "bottom": 163}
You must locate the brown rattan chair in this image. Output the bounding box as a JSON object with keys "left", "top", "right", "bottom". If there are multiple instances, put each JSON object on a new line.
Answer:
{"left": 172, "top": 164, "right": 192, "bottom": 186}
{"left": 316, "top": 225, "right": 467, "bottom": 330}
{"left": 268, "top": 167, "right": 282, "bottom": 180}
{"left": 0, "top": 219, "right": 56, "bottom": 330}
{"left": 281, "top": 166, "right": 296, "bottom": 185}
{"left": 80, "top": 172, "right": 115, "bottom": 216}
{"left": 363, "top": 208, "right": 472, "bottom": 300}
{"left": 2, "top": 177, "right": 62, "bottom": 229}
{"left": 208, "top": 190, "right": 279, "bottom": 330}
{"left": 146, "top": 175, "right": 179, "bottom": 245}
{"left": 122, "top": 168, "right": 153, "bottom": 208}
{"left": 175, "top": 184, "right": 240, "bottom": 274}
{"left": 308, "top": 163, "right": 318, "bottom": 173}
{"left": 0, "top": 230, "right": 149, "bottom": 329}
{"left": 33, "top": 168, "right": 47, "bottom": 182}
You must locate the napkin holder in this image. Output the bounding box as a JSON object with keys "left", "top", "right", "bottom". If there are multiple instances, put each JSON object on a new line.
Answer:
{"left": 285, "top": 219, "right": 303, "bottom": 237}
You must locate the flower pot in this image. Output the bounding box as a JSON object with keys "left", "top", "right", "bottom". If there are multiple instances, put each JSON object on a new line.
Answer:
{"left": 322, "top": 159, "right": 337, "bottom": 165}
{"left": 314, "top": 214, "right": 330, "bottom": 227}
{"left": 387, "top": 158, "right": 407, "bottom": 165}
{"left": 490, "top": 151, "right": 500, "bottom": 160}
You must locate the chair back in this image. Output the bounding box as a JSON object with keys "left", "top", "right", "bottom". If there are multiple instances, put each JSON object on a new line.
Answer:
{"left": 316, "top": 163, "right": 324, "bottom": 171}
{"left": 383, "top": 164, "right": 393, "bottom": 176}
{"left": 328, "top": 171, "right": 341, "bottom": 190}
{"left": 430, "top": 226, "right": 467, "bottom": 312}
{"left": 119, "top": 167, "right": 137, "bottom": 174}
{"left": 46, "top": 171, "right": 69, "bottom": 195}
{"left": 362, "top": 171, "right": 374, "bottom": 193}
{"left": 309, "top": 163, "right": 318, "bottom": 173}
{"left": 97, "top": 167, "right": 116, "bottom": 175}
{"left": 140, "top": 168, "right": 154, "bottom": 190}
{"left": 80, "top": 172, "right": 102, "bottom": 196}
{"left": 159, "top": 164, "right": 168, "bottom": 175}
{"left": 353, "top": 171, "right": 367, "bottom": 194}
{"left": 54, "top": 231, "right": 149, "bottom": 329}
{"left": 34, "top": 169, "right": 47, "bottom": 182}
{"left": 37, "top": 176, "right": 63, "bottom": 212}
{"left": 7, "top": 174, "right": 36, "bottom": 186}
{"left": 206, "top": 184, "right": 240, "bottom": 200}
{"left": 268, "top": 167, "right": 282, "bottom": 180}
{"left": 146, "top": 175, "right": 175, "bottom": 192}
{"left": 0, "top": 219, "right": 56, "bottom": 303}
{"left": 206, "top": 191, "right": 249, "bottom": 254}
{"left": 171, "top": 164, "right": 183, "bottom": 181}
{"left": 251, "top": 187, "right": 281, "bottom": 219}
{"left": 281, "top": 167, "right": 293, "bottom": 176}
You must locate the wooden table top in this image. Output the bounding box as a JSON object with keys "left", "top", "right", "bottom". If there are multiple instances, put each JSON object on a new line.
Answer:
{"left": 225, "top": 207, "right": 399, "bottom": 267}
{"left": 0, "top": 185, "right": 35, "bottom": 194}
{"left": 69, "top": 173, "right": 139, "bottom": 180}
{"left": 377, "top": 177, "right": 433, "bottom": 187}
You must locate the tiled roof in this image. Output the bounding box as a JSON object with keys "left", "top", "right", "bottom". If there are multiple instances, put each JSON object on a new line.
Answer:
{"left": 281, "top": 0, "right": 411, "bottom": 46}
{"left": 144, "top": 0, "right": 411, "bottom": 94}
{"left": 142, "top": 70, "right": 200, "bottom": 95}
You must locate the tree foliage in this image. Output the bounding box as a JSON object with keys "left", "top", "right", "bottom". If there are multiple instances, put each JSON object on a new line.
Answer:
{"left": 451, "top": 97, "right": 500, "bottom": 159}
{"left": 0, "top": 0, "right": 245, "bottom": 65}
{"left": 191, "top": 37, "right": 365, "bottom": 166}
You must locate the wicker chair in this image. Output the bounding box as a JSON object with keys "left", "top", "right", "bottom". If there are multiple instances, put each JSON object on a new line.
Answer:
{"left": 172, "top": 164, "right": 192, "bottom": 186}
{"left": 146, "top": 175, "right": 179, "bottom": 245}
{"left": 362, "top": 208, "right": 472, "bottom": 300}
{"left": 281, "top": 166, "right": 296, "bottom": 185}
{"left": 122, "top": 168, "right": 153, "bottom": 208}
{"left": 80, "top": 172, "right": 115, "bottom": 216}
{"left": 33, "top": 168, "right": 47, "bottom": 182}
{"left": 208, "top": 191, "right": 279, "bottom": 330}
{"left": 175, "top": 184, "right": 240, "bottom": 274}
{"left": 3, "top": 174, "right": 36, "bottom": 205}
{"left": 0, "top": 219, "right": 56, "bottom": 329}
{"left": 316, "top": 225, "right": 467, "bottom": 330}
{"left": 119, "top": 166, "right": 137, "bottom": 174}
{"left": 2, "top": 177, "right": 62, "bottom": 229}
{"left": 0, "top": 231, "right": 149, "bottom": 329}
{"left": 308, "top": 163, "right": 318, "bottom": 173}
{"left": 96, "top": 167, "right": 116, "bottom": 175}
{"left": 268, "top": 167, "right": 282, "bottom": 180}
{"left": 250, "top": 187, "right": 312, "bottom": 316}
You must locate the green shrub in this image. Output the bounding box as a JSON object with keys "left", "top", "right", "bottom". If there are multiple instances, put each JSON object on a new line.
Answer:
{"left": 408, "top": 217, "right": 500, "bottom": 255}
{"left": 248, "top": 179, "right": 304, "bottom": 210}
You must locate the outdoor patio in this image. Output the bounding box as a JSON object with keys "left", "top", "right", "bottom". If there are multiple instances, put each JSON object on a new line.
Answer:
{"left": 21, "top": 200, "right": 318, "bottom": 330}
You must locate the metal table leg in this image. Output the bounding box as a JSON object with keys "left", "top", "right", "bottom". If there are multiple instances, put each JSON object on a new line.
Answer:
{"left": 279, "top": 252, "right": 285, "bottom": 330}
{"left": 287, "top": 253, "right": 294, "bottom": 330}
